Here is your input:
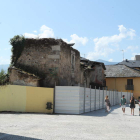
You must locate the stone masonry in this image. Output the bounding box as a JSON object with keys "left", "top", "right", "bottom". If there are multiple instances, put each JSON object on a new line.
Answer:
{"left": 10, "top": 38, "right": 80, "bottom": 87}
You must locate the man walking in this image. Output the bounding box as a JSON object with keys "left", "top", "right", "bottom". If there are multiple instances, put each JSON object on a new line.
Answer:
{"left": 120, "top": 95, "right": 126, "bottom": 114}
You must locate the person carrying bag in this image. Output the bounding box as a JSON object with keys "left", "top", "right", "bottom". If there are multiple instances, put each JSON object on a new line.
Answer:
{"left": 130, "top": 96, "right": 135, "bottom": 116}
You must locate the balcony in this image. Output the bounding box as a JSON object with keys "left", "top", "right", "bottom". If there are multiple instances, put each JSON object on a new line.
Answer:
{"left": 125, "top": 85, "right": 134, "bottom": 90}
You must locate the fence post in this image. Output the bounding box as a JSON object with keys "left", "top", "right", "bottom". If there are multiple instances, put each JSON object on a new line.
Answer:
{"left": 115, "top": 90, "right": 116, "bottom": 105}
{"left": 116, "top": 90, "right": 117, "bottom": 105}
{"left": 117, "top": 90, "right": 118, "bottom": 104}
{"left": 99, "top": 87, "right": 100, "bottom": 109}
{"left": 114, "top": 90, "right": 115, "bottom": 105}
{"left": 112, "top": 89, "right": 114, "bottom": 105}
{"left": 53, "top": 84, "right": 56, "bottom": 114}
{"left": 95, "top": 86, "right": 96, "bottom": 110}
{"left": 90, "top": 85, "right": 91, "bottom": 112}
{"left": 83, "top": 83, "right": 86, "bottom": 113}
{"left": 103, "top": 87, "right": 104, "bottom": 108}
{"left": 127, "top": 91, "right": 128, "bottom": 104}
{"left": 118, "top": 92, "right": 120, "bottom": 104}
{"left": 109, "top": 89, "right": 110, "bottom": 104}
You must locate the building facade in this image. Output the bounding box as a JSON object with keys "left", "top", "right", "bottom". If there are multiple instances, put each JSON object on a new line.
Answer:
{"left": 9, "top": 38, "right": 106, "bottom": 88}
{"left": 9, "top": 38, "right": 80, "bottom": 87}
{"left": 105, "top": 65, "right": 140, "bottom": 99}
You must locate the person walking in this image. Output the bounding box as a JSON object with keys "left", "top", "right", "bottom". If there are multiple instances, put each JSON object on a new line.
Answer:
{"left": 120, "top": 95, "right": 126, "bottom": 114}
{"left": 130, "top": 96, "right": 135, "bottom": 116}
{"left": 105, "top": 96, "right": 111, "bottom": 112}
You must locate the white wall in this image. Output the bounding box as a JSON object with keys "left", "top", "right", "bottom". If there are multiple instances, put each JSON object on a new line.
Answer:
{"left": 55, "top": 86, "right": 80, "bottom": 114}
{"left": 55, "top": 86, "right": 133, "bottom": 114}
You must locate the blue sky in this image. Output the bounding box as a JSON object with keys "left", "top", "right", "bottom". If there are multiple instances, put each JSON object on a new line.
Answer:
{"left": 0, "top": 0, "right": 140, "bottom": 64}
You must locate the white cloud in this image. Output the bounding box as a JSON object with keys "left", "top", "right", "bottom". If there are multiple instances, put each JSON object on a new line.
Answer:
{"left": 108, "top": 59, "right": 113, "bottom": 62}
{"left": 131, "top": 53, "right": 140, "bottom": 60}
{"left": 63, "top": 34, "right": 88, "bottom": 48}
{"left": 0, "top": 57, "right": 10, "bottom": 64}
{"left": 24, "top": 25, "right": 54, "bottom": 38}
{"left": 24, "top": 25, "right": 88, "bottom": 48}
{"left": 63, "top": 38, "right": 69, "bottom": 43}
{"left": 24, "top": 33, "right": 38, "bottom": 38}
{"left": 127, "top": 46, "right": 138, "bottom": 51}
{"left": 69, "top": 34, "right": 88, "bottom": 46}
{"left": 4, "top": 47, "right": 11, "bottom": 51}
{"left": 127, "top": 29, "right": 136, "bottom": 40}
{"left": 87, "top": 25, "right": 136, "bottom": 60}
{"left": 131, "top": 56, "right": 134, "bottom": 60}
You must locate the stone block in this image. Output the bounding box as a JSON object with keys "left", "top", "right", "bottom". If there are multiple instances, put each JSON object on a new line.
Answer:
{"left": 52, "top": 45, "right": 60, "bottom": 51}
{"left": 48, "top": 55, "right": 60, "bottom": 59}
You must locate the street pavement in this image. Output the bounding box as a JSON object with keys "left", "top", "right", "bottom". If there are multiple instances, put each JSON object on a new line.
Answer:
{"left": 0, "top": 104, "right": 140, "bottom": 140}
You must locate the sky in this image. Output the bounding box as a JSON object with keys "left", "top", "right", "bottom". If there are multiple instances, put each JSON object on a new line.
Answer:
{"left": 0, "top": 0, "right": 140, "bottom": 65}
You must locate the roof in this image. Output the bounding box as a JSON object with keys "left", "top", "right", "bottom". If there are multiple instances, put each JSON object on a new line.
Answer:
{"left": 80, "top": 57, "right": 89, "bottom": 61}
{"left": 80, "top": 57, "right": 106, "bottom": 70}
{"left": 117, "top": 60, "right": 140, "bottom": 68}
{"left": 105, "top": 65, "right": 140, "bottom": 77}
{"left": 67, "top": 43, "right": 75, "bottom": 47}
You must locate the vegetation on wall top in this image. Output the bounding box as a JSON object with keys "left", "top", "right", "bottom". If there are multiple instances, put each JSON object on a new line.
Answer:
{"left": 9, "top": 35, "right": 58, "bottom": 80}
{"left": 10, "top": 35, "right": 25, "bottom": 66}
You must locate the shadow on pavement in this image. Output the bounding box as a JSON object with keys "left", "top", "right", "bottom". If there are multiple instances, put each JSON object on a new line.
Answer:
{"left": 0, "top": 132, "right": 40, "bottom": 140}
{"left": 82, "top": 105, "right": 121, "bottom": 117}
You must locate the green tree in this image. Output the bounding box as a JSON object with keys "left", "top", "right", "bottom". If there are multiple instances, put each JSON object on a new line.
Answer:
{"left": 0, "top": 69, "right": 7, "bottom": 85}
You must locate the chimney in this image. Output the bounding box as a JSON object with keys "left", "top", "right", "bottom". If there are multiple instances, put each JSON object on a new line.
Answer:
{"left": 135, "top": 55, "right": 140, "bottom": 61}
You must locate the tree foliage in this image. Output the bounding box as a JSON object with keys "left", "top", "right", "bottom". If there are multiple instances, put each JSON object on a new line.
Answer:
{"left": 10, "top": 35, "right": 25, "bottom": 66}
{"left": 0, "top": 69, "right": 8, "bottom": 85}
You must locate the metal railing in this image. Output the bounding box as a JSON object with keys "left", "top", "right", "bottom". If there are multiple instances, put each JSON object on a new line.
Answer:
{"left": 125, "top": 85, "right": 134, "bottom": 90}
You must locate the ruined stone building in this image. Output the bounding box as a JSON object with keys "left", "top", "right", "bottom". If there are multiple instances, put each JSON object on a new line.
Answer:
{"left": 9, "top": 38, "right": 80, "bottom": 87}
{"left": 80, "top": 57, "right": 106, "bottom": 89}
{"left": 9, "top": 37, "right": 106, "bottom": 88}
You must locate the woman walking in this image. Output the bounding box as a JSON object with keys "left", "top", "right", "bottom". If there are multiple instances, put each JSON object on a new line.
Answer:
{"left": 130, "top": 96, "right": 135, "bottom": 116}
{"left": 105, "top": 96, "right": 110, "bottom": 112}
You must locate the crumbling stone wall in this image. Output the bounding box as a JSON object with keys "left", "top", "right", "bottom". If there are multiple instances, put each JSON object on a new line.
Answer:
{"left": 59, "top": 44, "right": 80, "bottom": 86}
{"left": 9, "top": 68, "right": 39, "bottom": 86}
{"left": 80, "top": 65, "right": 105, "bottom": 88}
{"left": 89, "top": 65, "right": 105, "bottom": 88}
{"left": 15, "top": 38, "right": 80, "bottom": 87}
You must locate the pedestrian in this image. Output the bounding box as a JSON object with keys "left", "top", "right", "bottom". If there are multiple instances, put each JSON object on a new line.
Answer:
{"left": 120, "top": 95, "right": 126, "bottom": 114}
{"left": 105, "top": 95, "right": 111, "bottom": 112}
{"left": 130, "top": 96, "right": 135, "bottom": 116}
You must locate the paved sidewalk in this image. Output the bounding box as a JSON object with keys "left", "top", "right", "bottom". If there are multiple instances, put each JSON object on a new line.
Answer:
{"left": 0, "top": 104, "right": 140, "bottom": 140}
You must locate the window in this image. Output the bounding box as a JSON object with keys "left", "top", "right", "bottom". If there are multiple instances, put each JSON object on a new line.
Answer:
{"left": 127, "top": 79, "right": 133, "bottom": 85}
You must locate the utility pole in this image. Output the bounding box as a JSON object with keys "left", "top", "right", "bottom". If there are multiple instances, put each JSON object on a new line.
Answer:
{"left": 82, "top": 54, "right": 86, "bottom": 58}
{"left": 121, "top": 50, "right": 124, "bottom": 61}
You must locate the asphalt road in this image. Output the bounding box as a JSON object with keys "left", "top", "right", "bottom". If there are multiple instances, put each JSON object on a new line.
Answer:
{"left": 0, "top": 104, "right": 140, "bottom": 140}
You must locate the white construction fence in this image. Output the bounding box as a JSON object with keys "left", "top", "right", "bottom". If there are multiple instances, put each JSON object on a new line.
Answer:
{"left": 55, "top": 86, "right": 133, "bottom": 114}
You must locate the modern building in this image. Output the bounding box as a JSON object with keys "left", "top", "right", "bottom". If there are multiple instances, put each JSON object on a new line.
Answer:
{"left": 105, "top": 65, "right": 140, "bottom": 99}
{"left": 118, "top": 55, "right": 140, "bottom": 70}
